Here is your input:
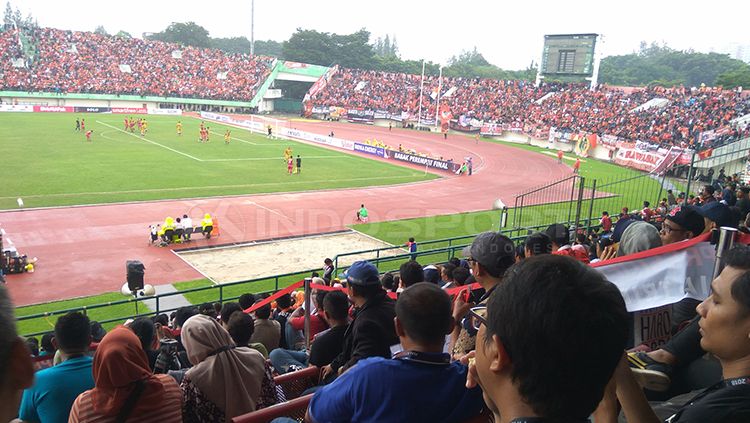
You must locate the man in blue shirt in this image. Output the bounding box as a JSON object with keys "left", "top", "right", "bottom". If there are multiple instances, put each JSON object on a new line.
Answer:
{"left": 19, "top": 312, "right": 95, "bottom": 423}
{"left": 306, "top": 282, "right": 484, "bottom": 422}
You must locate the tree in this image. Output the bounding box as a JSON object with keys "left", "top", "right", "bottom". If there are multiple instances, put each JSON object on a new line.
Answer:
{"left": 3, "top": 2, "right": 13, "bottom": 28}
{"left": 115, "top": 30, "right": 132, "bottom": 38}
{"left": 211, "top": 36, "right": 252, "bottom": 54}
{"left": 148, "top": 22, "right": 211, "bottom": 48}
{"left": 94, "top": 25, "right": 108, "bottom": 36}
{"left": 716, "top": 65, "right": 750, "bottom": 89}
{"left": 253, "top": 40, "right": 282, "bottom": 57}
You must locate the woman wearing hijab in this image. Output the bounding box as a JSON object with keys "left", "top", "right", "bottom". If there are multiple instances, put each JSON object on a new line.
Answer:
{"left": 69, "top": 326, "right": 182, "bottom": 422}
{"left": 617, "top": 221, "right": 662, "bottom": 257}
{"left": 180, "top": 314, "right": 277, "bottom": 423}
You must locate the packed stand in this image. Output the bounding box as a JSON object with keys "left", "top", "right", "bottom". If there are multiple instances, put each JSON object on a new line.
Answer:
{"left": 310, "top": 67, "right": 750, "bottom": 149}
{"left": 0, "top": 27, "right": 274, "bottom": 101}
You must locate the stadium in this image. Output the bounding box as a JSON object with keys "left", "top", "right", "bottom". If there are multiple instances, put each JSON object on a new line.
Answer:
{"left": 1, "top": 2, "right": 750, "bottom": 422}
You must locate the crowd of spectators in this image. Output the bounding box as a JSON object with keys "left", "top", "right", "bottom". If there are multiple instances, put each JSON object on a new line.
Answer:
{"left": 311, "top": 67, "right": 750, "bottom": 149}
{"left": 0, "top": 27, "right": 274, "bottom": 101}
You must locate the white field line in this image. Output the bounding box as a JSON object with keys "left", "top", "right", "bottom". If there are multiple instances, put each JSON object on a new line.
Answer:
{"left": 201, "top": 155, "right": 340, "bottom": 162}
{"left": 96, "top": 120, "right": 203, "bottom": 162}
{"left": 0, "top": 175, "right": 421, "bottom": 200}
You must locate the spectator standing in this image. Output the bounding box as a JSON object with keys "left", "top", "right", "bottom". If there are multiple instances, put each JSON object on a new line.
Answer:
{"left": 601, "top": 211, "right": 613, "bottom": 233}
{"left": 322, "top": 258, "right": 334, "bottom": 284}
{"left": 308, "top": 283, "right": 484, "bottom": 422}
{"left": 406, "top": 237, "right": 418, "bottom": 260}
{"left": 738, "top": 187, "right": 750, "bottom": 222}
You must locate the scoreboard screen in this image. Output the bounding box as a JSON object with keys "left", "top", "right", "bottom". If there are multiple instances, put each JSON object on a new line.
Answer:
{"left": 540, "top": 34, "right": 598, "bottom": 76}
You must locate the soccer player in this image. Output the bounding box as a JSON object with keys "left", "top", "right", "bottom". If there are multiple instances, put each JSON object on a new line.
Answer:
{"left": 573, "top": 158, "right": 581, "bottom": 174}
{"left": 123, "top": 118, "right": 128, "bottom": 131}
{"left": 205, "top": 127, "right": 210, "bottom": 142}
{"left": 85, "top": 130, "right": 92, "bottom": 142}
{"left": 267, "top": 125, "right": 273, "bottom": 139}
{"left": 142, "top": 119, "right": 148, "bottom": 133}
{"left": 287, "top": 158, "right": 294, "bottom": 175}
{"left": 296, "top": 155, "right": 302, "bottom": 174}
{"left": 176, "top": 121, "right": 182, "bottom": 136}
{"left": 224, "top": 130, "right": 231, "bottom": 144}
{"left": 75, "top": 118, "right": 80, "bottom": 131}
{"left": 128, "top": 117, "right": 135, "bottom": 132}
{"left": 80, "top": 119, "right": 85, "bottom": 131}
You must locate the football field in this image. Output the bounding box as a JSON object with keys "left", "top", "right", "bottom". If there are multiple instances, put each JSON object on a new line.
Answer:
{"left": 0, "top": 113, "right": 436, "bottom": 209}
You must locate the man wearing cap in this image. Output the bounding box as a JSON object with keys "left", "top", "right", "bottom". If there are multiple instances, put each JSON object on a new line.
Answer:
{"left": 450, "top": 232, "right": 515, "bottom": 360}
{"left": 696, "top": 201, "right": 737, "bottom": 233}
{"left": 321, "top": 261, "right": 397, "bottom": 382}
{"left": 659, "top": 206, "right": 705, "bottom": 246}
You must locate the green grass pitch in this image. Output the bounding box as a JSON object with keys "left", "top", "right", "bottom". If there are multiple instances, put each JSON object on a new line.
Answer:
{"left": 0, "top": 113, "right": 436, "bottom": 209}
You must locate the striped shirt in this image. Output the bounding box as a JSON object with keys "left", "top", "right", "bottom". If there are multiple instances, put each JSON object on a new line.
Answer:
{"left": 68, "top": 374, "right": 182, "bottom": 423}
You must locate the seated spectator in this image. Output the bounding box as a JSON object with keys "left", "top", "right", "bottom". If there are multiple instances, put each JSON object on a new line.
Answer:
{"left": 524, "top": 231, "right": 553, "bottom": 257}
{"left": 451, "top": 232, "right": 515, "bottom": 360}
{"left": 398, "top": 259, "right": 424, "bottom": 289}
{"left": 618, "top": 221, "right": 662, "bottom": 257}
{"left": 422, "top": 265, "right": 441, "bottom": 284}
{"left": 270, "top": 290, "right": 350, "bottom": 375}
{"left": 452, "top": 266, "right": 470, "bottom": 286}
{"left": 322, "top": 261, "right": 398, "bottom": 381}
{"left": 198, "top": 302, "right": 217, "bottom": 318}
{"left": 69, "top": 326, "right": 182, "bottom": 422}
{"left": 219, "top": 302, "right": 243, "bottom": 328}
{"left": 250, "top": 301, "right": 281, "bottom": 352}
{"left": 380, "top": 272, "right": 396, "bottom": 291}
{"left": 40, "top": 332, "right": 56, "bottom": 356}
{"left": 0, "top": 284, "right": 34, "bottom": 423}
{"left": 610, "top": 245, "right": 750, "bottom": 422}
{"left": 660, "top": 206, "right": 705, "bottom": 245}
{"left": 20, "top": 312, "right": 94, "bottom": 423}
{"left": 466, "top": 254, "right": 628, "bottom": 422}
{"left": 180, "top": 314, "right": 276, "bottom": 422}
{"left": 307, "top": 283, "right": 484, "bottom": 422}
{"left": 128, "top": 317, "right": 159, "bottom": 371}
{"left": 25, "top": 337, "right": 39, "bottom": 357}
{"left": 226, "top": 311, "right": 269, "bottom": 358}
{"left": 272, "top": 293, "right": 294, "bottom": 349}
{"left": 238, "top": 293, "right": 256, "bottom": 311}
{"left": 285, "top": 289, "right": 329, "bottom": 350}
{"left": 440, "top": 263, "right": 457, "bottom": 289}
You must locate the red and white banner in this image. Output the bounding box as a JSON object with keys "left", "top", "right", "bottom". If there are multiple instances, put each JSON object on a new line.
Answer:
{"left": 613, "top": 146, "right": 667, "bottom": 172}
{"left": 33, "top": 105, "right": 73, "bottom": 113}
{"left": 592, "top": 234, "right": 716, "bottom": 312}
{"left": 111, "top": 107, "right": 147, "bottom": 114}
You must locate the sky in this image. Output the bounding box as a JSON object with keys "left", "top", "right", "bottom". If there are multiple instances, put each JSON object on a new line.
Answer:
{"left": 12, "top": 0, "right": 750, "bottom": 69}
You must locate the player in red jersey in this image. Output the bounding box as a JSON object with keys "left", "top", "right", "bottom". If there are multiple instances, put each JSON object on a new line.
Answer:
{"left": 287, "top": 158, "right": 294, "bottom": 175}
{"left": 85, "top": 130, "right": 92, "bottom": 142}
{"left": 123, "top": 118, "right": 128, "bottom": 131}
{"left": 80, "top": 119, "right": 85, "bottom": 131}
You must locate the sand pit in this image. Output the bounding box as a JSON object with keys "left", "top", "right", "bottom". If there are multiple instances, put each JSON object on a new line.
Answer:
{"left": 176, "top": 230, "right": 405, "bottom": 284}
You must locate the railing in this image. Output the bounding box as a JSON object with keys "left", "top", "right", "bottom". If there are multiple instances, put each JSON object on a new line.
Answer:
{"left": 17, "top": 220, "right": 599, "bottom": 338}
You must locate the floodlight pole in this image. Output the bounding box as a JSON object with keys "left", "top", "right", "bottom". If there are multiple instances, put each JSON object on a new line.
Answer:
{"left": 435, "top": 65, "right": 443, "bottom": 131}
{"left": 250, "top": 0, "right": 255, "bottom": 56}
{"left": 417, "top": 60, "right": 425, "bottom": 130}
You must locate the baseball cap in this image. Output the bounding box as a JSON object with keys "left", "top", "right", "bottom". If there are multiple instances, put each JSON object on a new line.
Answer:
{"left": 343, "top": 261, "right": 380, "bottom": 286}
{"left": 423, "top": 265, "right": 440, "bottom": 284}
{"left": 665, "top": 206, "right": 705, "bottom": 235}
{"left": 697, "top": 202, "right": 736, "bottom": 229}
{"left": 462, "top": 232, "right": 515, "bottom": 277}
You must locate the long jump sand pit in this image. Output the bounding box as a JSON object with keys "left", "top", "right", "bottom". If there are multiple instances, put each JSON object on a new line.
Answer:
{"left": 176, "top": 230, "right": 404, "bottom": 284}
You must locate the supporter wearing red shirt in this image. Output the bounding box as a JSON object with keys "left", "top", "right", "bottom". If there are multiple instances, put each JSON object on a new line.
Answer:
{"left": 600, "top": 211, "right": 612, "bottom": 233}
{"left": 288, "top": 289, "right": 329, "bottom": 345}
{"left": 641, "top": 201, "right": 654, "bottom": 222}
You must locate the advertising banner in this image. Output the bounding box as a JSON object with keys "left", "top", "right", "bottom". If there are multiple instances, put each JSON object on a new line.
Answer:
{"left": 33, "top": 105, "right": 74, "bottom": 113}
{"left": 390, "top": 151, "right": 459, "bottom": 172}
{"left": 147, "top": 108, "right": 182, "bottom": 116}
{"left": 353, "top": 143, "right": 386, "bottom": 157}
{"left": 112, "top": 107, "right": 148, "bottom": 114}
{"left": 73, "top": 106, "right": 111, "bottom": 113}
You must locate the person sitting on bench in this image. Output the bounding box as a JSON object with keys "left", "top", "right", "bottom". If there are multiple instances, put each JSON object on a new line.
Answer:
{"left": 201, "top": 214, "right": 213, "bottom": 238}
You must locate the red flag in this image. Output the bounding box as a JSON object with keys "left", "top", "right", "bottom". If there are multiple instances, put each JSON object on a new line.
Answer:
{"left": 698, "top": 148, "right": 713, "bottom": 160}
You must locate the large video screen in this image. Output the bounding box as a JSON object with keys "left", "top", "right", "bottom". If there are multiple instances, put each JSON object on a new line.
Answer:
{"left": 541, "top": 34, "right": 598, "bottom": 76}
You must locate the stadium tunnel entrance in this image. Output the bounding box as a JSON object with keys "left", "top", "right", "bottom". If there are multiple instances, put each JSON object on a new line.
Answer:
{"left": 256, "top": 61, "right": 329, "bottom": 114}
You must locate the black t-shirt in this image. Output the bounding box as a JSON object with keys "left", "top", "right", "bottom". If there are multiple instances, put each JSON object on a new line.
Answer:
{"left": 667, "top": 378, "right": 750, "bottom": 422}
{"left": 296, "top": 157, "right": 302, "bottom": 167}
{"left": 309, "top": 324, "right": 348, "bottom": 368}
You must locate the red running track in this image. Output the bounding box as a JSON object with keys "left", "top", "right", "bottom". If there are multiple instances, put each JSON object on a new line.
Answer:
{"left": 1, "top": 119, "right": 571, "bottom": 306}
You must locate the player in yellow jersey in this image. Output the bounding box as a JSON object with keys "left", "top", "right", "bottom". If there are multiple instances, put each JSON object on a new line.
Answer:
{"left": 224, "top": 130, "right": 231, "bottom": 144}
{"left": 142, "top": 119, "right": 148, "bottom": 134}
{"left": 176, "top": 121, "right": 183, "bottom": 136}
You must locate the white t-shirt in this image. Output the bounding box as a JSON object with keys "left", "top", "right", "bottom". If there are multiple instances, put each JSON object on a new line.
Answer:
{"left": 182, "top": 217, "right": 193, "bottom": 229}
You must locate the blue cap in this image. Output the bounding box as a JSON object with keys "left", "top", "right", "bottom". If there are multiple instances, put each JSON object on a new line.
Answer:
{"left": 344, "top": 261, "right": 380, "bottom": 286}
{"left": 697, "top": 201, "right": 736, "bottom": 229}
